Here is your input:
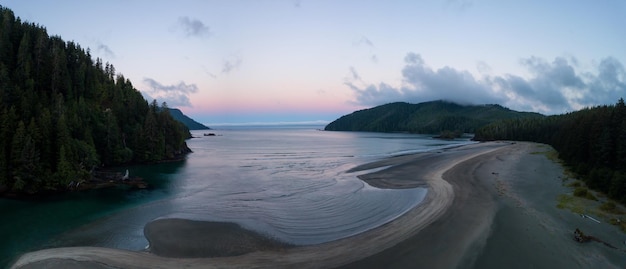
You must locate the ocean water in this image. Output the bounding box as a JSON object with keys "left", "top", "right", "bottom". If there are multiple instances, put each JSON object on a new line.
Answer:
{"left": 0, "top": 126, "right": 474, "bottom": 266}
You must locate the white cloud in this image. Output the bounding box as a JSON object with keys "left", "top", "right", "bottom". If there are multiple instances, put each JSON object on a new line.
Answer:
{"left": 348, "top": 66, "right": 361, "bottom": 80}
{"left": 222, "top": 56, "right": 242, "bottom": 74}
{"left": 347, "top": 53, "right": 626, "bottom": 115}
{"left": 143, "top": 78, "right": 199, "bottom": 107}
{"left": 445, "top": 0, "right": 473, "bottom": 11}
{"left": 353, "top": 36, "right": 374, "bottom": 47}
{"left": 177, "top": 16, "right": 211, "bottom": 38}
{"left": 96, "top": 43, "right": 115, "bottom": 58}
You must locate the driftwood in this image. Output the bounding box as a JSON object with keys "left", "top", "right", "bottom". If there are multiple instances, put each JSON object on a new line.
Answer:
{"left": 67, "top": 169, "right": 148, "bottom": 191}
{"left": 573, "top": 228, "right": 617, "bottom": 249}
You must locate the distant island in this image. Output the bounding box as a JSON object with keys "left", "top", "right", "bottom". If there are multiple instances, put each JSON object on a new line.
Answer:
{"left": 168, "top": 108, "right": 210, "bottom": 130}
{"left": 324, "top": 100, "right": 543, "bottom": 136}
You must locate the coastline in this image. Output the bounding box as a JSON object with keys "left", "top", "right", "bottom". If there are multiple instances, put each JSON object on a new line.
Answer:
{"left": 11, "top": 142, "right": 625, "bottom": 268}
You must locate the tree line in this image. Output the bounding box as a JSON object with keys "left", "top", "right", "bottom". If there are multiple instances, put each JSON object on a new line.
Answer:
{"left": 0, "top": 6, "right": 190, "bottom": 194}
{"left": 474, "top": 98, "right": 626, "bottom": 203}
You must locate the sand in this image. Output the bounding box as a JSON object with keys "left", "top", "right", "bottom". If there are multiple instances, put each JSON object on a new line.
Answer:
{"left": 144, "top": 219, "right": 292, "bottom": 258}
{"left": 11, "top": 142, "right": 626, "bottom": 268}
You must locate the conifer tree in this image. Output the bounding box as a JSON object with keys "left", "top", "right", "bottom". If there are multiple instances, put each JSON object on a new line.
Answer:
{"left": 0, "top": 6, "right": 191, "bottom": 194}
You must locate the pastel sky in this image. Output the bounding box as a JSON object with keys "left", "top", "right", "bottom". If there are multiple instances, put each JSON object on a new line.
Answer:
{"left": 2, "top": 0, "right": 626, "bottom": 125}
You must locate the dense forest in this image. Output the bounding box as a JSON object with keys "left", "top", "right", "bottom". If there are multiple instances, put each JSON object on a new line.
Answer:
{"left": 475, "top": 99, "right": 626, "bottom": 203}
{"left": 0, "top": 7, "right": 191, "bottom": 194}
{"left": 324, "top": 100, "right": 543, "bottom": 135}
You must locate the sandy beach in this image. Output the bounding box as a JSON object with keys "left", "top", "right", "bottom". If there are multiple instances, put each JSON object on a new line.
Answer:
{"left": 11, "top": 142, "right": 626, "bottom": 268}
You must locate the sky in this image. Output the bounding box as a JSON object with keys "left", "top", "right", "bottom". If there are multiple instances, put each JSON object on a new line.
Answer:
{"left": 2, "top": 0, "right": 626, "bottom": 125}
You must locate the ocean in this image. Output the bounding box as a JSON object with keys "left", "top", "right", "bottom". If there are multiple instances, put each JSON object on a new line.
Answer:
{"left": 0, "top": 125, "right": 474, "bottom": 267}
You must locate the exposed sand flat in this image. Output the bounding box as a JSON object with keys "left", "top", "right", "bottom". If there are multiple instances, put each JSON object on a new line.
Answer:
{"left": 12, "top": 142, "right": 625, "bottom": 269}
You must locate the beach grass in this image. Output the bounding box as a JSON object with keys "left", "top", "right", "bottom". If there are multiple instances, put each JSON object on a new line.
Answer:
{"left": 608, "top": 218, "right": 626, "bottom": 232}
{"left": 530, "top": 145, "right": 560, "bottom": 163}
{"left": 558, "top": 189, "right": 626, "bottom": 233}
{"left": 546, "top": 145, "right": 626, "bottom": 235}
{"left": 573, "top": 187, "right": 598, "bottom": 201}
{"left": 557, "top": 194, "right": 585, "bottom": 214}
{"left": 599, "top": 201, "right": 622, "bottom": 214}
{"left": 532, "top": 146, "right": 575, "bottom": 183}
{"left": 557, "top": 193, "right": 609, "bottom": 218}
{"left": 567, "top": 181, "right": 582, "bottom": 188}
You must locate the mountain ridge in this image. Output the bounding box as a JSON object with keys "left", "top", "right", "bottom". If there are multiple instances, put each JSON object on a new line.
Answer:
{"left": 168, "top": 108, "right": 210, "bottom": 130}
{"left": 324, "top": 100, "right": 544, "bottom": 134}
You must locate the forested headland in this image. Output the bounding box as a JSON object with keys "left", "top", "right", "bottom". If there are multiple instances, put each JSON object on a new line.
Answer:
{"left": 168, "top": 108, "right": 210, "bottom": 130}
{"left": 0, "top": 6, "right": 191, "bottom": 194}
{"left": 324, "top": 100, "right": 543, "bottom": 135}
{"left": 474, "top": 98, "right": 626, "bottom": 203}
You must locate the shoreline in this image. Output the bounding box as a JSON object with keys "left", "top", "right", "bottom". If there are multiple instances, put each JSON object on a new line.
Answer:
{"left": 11, "top": 142, "right": 625, "bottom": 268}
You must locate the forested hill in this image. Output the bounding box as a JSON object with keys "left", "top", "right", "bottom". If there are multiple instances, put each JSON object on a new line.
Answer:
{"left": 324, "top": 100, "right": 543, "bottom": 134}
{"left": 0, "top": 7, "right": 191, "bottom": 194}
{"left": 168, "top": 108, "right": 210, "bottom": 130}
{"left": 474, "top": 98, "right": 626, "bottom": 203}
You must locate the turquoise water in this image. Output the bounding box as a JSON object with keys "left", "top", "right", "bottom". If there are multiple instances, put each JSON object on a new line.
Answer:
{"left": 0, "top": 161, "right": 186, "bottom": 267}
{"left": 1, "top": 126, "right": 474, "bottom": 267}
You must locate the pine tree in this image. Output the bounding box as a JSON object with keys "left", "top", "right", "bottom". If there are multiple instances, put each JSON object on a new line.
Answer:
{"left": 0, "top": 6, "right": 192, "bottom": 194}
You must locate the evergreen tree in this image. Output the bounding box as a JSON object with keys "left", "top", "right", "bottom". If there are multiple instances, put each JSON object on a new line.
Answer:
{"left": 0, "top": 6, "right": 191, "bottom": 194}
{"left": 474, "top": 98, "right": 626, "bottom": 202}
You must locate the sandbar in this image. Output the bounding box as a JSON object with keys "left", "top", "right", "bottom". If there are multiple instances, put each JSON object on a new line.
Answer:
{"left": 11, "top": 142, "right": 625, "bottom": 268}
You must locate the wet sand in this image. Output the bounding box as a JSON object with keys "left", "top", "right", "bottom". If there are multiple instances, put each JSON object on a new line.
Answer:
{"left": 11, "top": 142, "right": 626, "bottom": 268}
{"left": 144, "top": 219, "right": 292, "bottom": 258}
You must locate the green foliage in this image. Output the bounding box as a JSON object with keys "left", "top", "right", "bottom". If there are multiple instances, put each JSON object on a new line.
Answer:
{"left": 599, "top": 201, "right": 621, "bottom": 214}
{"left": 474, "top": 98, "right": 626, "bottom": 203}
{"left": 437, "top": 130, "right": 462, "bottom": 139}
{"left": 568, "top": 181, "right": 582, "bottom": 188}
{"left": 556, "top": 194, "right": 585, "bottom": 214}
{"left": 0, "top": 6, "right": 191, "bottom": 193}
{"left": 324, "top": 100, "right": 543, "bottom": 134}
{"left": 573, "top": 187, "right": 588, "bottom": 197}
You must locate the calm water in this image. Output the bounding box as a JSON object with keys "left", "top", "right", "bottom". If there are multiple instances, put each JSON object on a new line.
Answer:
{"left": 0, "top": 126, "right": 474, "bottom": 266}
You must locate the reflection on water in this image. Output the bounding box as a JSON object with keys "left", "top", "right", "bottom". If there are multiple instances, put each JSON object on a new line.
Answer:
{"left": 1, "top": 126, "right": 473, "bottom": 266}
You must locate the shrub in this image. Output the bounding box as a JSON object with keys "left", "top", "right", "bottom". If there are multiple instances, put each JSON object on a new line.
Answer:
{"left": 573, "top": 187, "right": 587, "bottom": 197}
{"left": 573, "top": 187, "right": 597, "bottom": 200}
{"left": 568, "top": 181, "right": 582, "bottom": 188}
{"left": 600, "top": 201, "right": 621, "bottom": 214}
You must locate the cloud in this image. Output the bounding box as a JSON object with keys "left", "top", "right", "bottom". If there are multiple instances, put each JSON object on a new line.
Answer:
{"left": 347, "top": 53, "right": 626, "bottom": 114}
{"left": 201, "top": 65, "right": 217, "bottom": 79}
{"left": 476, "top": 61, "right": 491, "bottom": 74}
{"left": 177, "top": 16, "right": 211, "bottom": 37}
{"left": 492, "top": 56, "right": 585, "bottom": 112}
{"left": 349, "top": 66, "right": 361, "bottom": 80}
{"left": 348, "top": 52, "right": 502, "bottom": 106}
{"left": 292, "top": 0, "right": 302, "bottom": 8}
{"left": 96, "top": 42, "right": 115, "bottom": 58}
{"left": 370, "top": 55, "right": 379, "bottom": 64}
{"left": 353, "top": 36, "right": 374, "bottom": 47}
{"left": 143, "top": 78, "right": 199, "bottom": 107}
{"left": 586, "top": 57, "right": 626, "bottom": 103}
{"left": 346, "top": 81, "right": 404, "bottom": 106}
{"left": 222, "top": 56, "right": 242, "bottom": 74}
{"left": 353, "top": 36, "right": 378, "bottom": 64}
{"left": 445, "top": 0, "right": 473, "bottom": 11}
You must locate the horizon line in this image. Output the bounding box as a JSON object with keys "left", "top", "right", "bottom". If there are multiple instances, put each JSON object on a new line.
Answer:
{"left": 204, "top": 120, "right": 331, "bottom": 127}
